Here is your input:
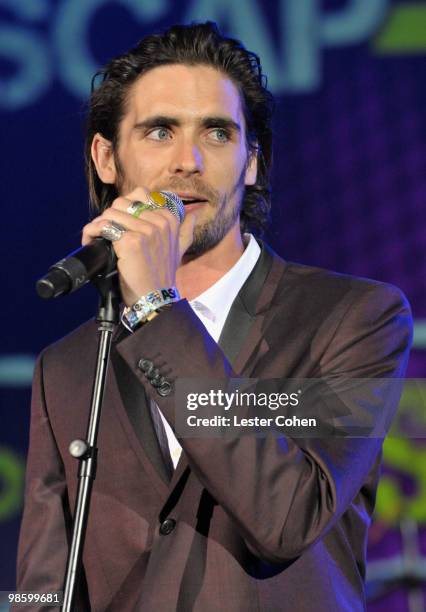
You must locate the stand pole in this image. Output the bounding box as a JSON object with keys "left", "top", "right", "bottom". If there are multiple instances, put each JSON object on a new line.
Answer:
{"left": 62, "top": 273, "right": 120, "bottom": 611}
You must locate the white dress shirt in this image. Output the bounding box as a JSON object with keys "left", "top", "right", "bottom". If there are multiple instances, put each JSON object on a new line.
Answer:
{"left": 154, "top": 234, "right": 261, "bottom": 469}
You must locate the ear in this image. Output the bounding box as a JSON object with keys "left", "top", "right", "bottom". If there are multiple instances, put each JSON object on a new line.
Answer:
{"left": 244, "top": 145, "right": 258, "bottom": 186}
{"left": 91, "top": 133, "right": 117, "bottom": 184}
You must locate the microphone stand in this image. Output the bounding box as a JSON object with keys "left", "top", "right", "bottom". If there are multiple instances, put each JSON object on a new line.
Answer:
{"left": 62, "top": 271, "right": 120, "bottom": 611}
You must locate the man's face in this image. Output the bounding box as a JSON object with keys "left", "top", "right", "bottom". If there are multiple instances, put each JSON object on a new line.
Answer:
{"left": 104, "top": 64, "right": 257, "bottom": 255}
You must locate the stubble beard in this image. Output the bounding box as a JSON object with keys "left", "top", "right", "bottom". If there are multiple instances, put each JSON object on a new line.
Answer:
{"left": 114, "top": 155, "right": 246, "bottom": 258}
{"left": 175, "top": 165, "right": 247, "bottom": 258}
{"left": 184, "top": 195, "right": 241, "bottom": 256}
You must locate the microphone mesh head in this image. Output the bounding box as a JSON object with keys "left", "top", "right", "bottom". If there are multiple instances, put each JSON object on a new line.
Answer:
{"left": 160, "top": 191, "right": 185, "bottom": 223}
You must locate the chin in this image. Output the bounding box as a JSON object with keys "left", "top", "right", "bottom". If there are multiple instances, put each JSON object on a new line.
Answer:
{"left": 186, "top": 218, "right": 235, "bottom": 257}
{"left": 185, "top": 236, "right": 219, "bottom": 257}
{"left": 184, "top": 225, "right": 221, "bottom": 256}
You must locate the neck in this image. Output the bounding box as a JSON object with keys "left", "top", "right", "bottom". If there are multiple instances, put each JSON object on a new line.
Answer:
{"left": 176, "top": 222, "right": 245, "bottom": 302}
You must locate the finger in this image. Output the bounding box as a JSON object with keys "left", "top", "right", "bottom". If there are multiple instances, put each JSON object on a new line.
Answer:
{"left": 85, "top": 206, "right": 176, "bottom": 240}
{"left": 123, "top": 186, "right": 152, "bottom": 206}
{"left": 109, "top": 193, "right": 181, "bottom": 229}
{"left": 111, "top": 190, "right": 183, "bottom": 226}
{"left": 111, "top": 187, "right": 154, "bottom": 216}
{"left": 81, "top": 216, "right": 117, "bottom": 245}
{"left": 82, "top": 210, "right": 178, "bottom": 253}
{"left": 116, "top": 206, "right": 179, "bottom": 236}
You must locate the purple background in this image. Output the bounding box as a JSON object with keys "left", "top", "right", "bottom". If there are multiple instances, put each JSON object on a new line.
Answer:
{"left": 1, "top": 1, "right": 425, "bottom": 609}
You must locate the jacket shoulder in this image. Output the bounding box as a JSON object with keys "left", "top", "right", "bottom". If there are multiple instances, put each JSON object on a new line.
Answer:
{"left": 272, "top": 253, "right": 411, "bottom": 309}
{"left": 39, "top": 318, "right": 99, "bottom": 369}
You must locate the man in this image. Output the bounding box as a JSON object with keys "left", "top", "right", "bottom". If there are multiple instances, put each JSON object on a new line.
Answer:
{"left": 16, "top": 22, "right": 412, "bottom": 611}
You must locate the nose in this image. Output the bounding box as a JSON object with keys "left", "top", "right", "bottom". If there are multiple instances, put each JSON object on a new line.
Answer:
{"left": 169, "top": 137, "right": 204, "bottom": 176}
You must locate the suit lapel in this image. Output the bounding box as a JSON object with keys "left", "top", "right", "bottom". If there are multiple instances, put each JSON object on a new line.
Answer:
{"left": 219, "top": 240, "right": 285, "bottom": 374}
{"left": 218, "top": 241, "right": 271, "bottom": 363}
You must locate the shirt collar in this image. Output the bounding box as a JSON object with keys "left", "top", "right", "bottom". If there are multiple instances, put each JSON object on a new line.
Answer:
{"left": 190, "top": 234, "right": 261, "bottom": 333}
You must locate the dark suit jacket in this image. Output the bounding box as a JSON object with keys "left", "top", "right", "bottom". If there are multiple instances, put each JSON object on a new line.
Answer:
{"left": 16, "top": 244, "right": 412, "bottom": 611}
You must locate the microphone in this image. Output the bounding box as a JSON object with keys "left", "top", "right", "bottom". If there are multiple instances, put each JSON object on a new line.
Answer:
{"left": 36, "top": 191, "right": 185, "bottom": 300}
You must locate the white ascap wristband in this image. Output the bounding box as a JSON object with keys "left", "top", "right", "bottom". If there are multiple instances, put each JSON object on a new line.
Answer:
{"left": 122, "top": 287, "right": 180, "bottom": 330}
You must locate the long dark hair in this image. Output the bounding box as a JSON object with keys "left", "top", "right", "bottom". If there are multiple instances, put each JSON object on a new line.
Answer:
{"left": 85, "top": 21, "right": 274, "bottom": 235}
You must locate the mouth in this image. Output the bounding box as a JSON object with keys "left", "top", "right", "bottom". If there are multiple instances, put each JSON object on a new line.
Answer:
{"left": 176, "top": 193, "right": 208, "bottom": 207}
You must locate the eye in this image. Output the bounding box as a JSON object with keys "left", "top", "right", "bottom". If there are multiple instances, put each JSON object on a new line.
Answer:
{"left": 147, "top": 127, "right": 171, "bottom": 141}
{"left": 209, "top": 128, "right": 230, "bottom": 143}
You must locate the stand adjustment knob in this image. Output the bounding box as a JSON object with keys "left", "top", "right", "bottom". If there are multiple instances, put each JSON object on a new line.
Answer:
{"left": 69, "top": 439, "right": 89, "bottom": 458}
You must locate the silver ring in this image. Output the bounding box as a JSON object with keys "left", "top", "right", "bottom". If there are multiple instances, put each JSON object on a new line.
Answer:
{"left": 101, "top": 221, "right": 127, "bottom": 242}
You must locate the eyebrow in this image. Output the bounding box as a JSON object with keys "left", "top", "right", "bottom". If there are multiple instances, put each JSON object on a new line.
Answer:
{"left": 133, "top": 115, "right": 242, "bottom": 134}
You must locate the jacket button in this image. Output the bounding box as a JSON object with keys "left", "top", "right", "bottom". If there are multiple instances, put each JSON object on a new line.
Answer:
{"left": 157, "top": 380, "right": 172, "bottom": 397}
{"left": 138, "top": 358, "right": 153, "bottom": 374}
{"left": 159, "top": 518, "right": 176, "bottom": 535}
{"left": 147, "top": 367, "right": 160, "bottom": 381}
{"left": 150, "top": 373, "right": 163, "bottom": 387}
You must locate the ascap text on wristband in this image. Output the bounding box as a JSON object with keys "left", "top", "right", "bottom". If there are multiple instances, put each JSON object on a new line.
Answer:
{"left": 122, "top": 287, "right": 180, "bottom": 330}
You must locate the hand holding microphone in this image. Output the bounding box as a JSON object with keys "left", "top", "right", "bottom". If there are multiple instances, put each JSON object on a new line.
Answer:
{"left": 36, "top": 189, "right": 195, "bottom": 302}
{"left": 82, "top": 187, "right": 195, "bottom": 306}
{"left": 99, "top": 191, "right": 184, "bottom": 243}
